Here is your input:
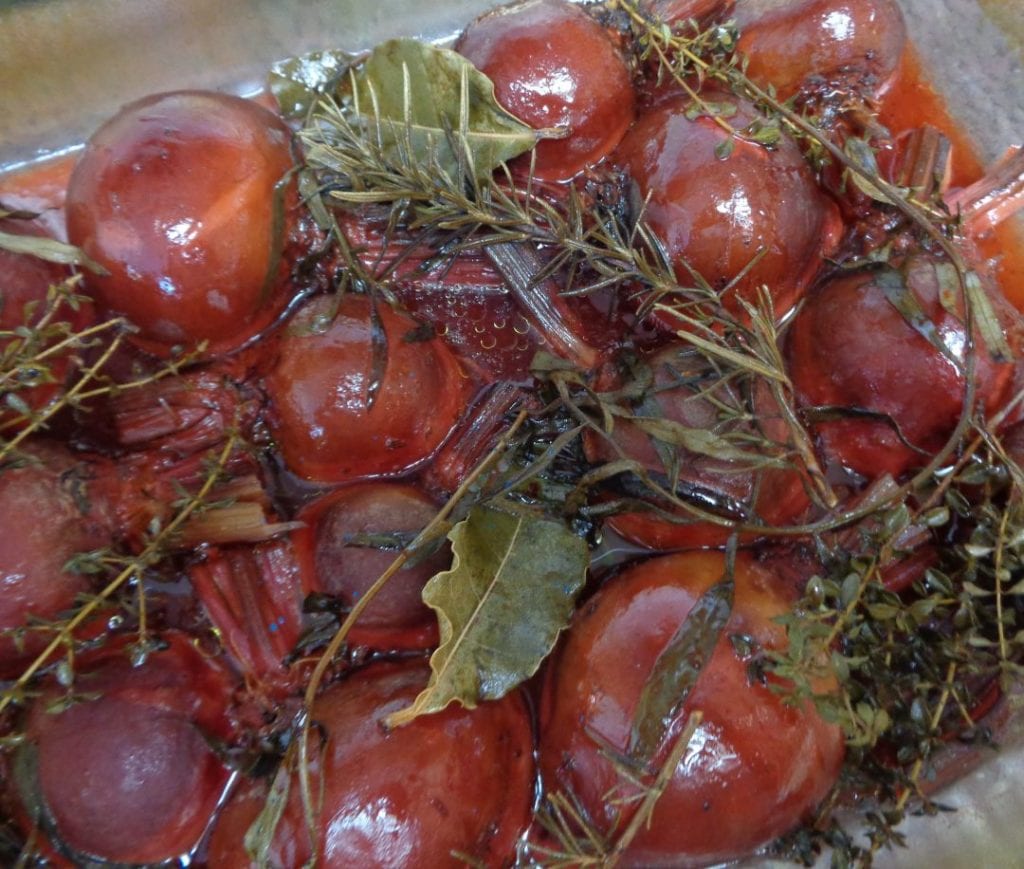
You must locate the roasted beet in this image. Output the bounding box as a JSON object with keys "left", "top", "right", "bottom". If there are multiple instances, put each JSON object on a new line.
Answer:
{"left": 539, "top": 551, "right": 844, "bottom": 866}
{"left": 0, "top": 444, "right": 109, "bottom": 677}
{"left": 66, "top": 91, "right": 306, "bottom": 356}
{"left": 457, "top": 0, "right": 636, "bottom": 180}
{"left": 735, "top": 0, "right": 907, "bottom": 100}
{"left": 615, "top": 94, "right": 838, "bottom": 325}
{"left": 294, "top": 482, "right": 450, "bottom": 648}
{"left": 264, "top": 294, "right": 471, "bottom": 483}
{"left": 12, "top": 634, "right": 237, "bottom": 864}
{"left": 787, "top": 256, "right": 1018, "bottom": 478}
{"left": 208, "top": 661, "right": 534, "bottom": 867}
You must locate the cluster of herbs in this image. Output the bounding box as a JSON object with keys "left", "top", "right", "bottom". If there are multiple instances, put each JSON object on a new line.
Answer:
{"left": 271, "top": 1, "right": 1024, "bottom": 865}
{"left": 0, "top": 208, "right": 213, "bottom": 461}
{"left": 0, "top": 206, "right": 254, "bottom": 733}
{"left": 1, "top": 0, "right": 1015, "bottom": 863}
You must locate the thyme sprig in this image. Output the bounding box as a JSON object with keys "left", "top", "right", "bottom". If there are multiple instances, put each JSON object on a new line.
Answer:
{"left": 766, "top": 433, "right": 1024, "bottom": 864}
{"left": 0, "top": 272, "right": 206, "bottom": 462}
{"left": 0, "top": 432, "right": 242, "bottom": 715}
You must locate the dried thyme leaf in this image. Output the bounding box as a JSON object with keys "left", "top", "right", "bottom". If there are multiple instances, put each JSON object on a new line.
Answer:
{"left": 628, "top": 578, "right": 733, "bottom": 764}
{"left": 340, "top": 38, "right": 551, "bottom": 183}
{"left": 386, "top": 504, "right": 588, "bottom": 727}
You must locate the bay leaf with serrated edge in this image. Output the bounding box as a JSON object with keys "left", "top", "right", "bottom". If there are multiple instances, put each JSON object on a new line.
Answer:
{"left": 339, "top": 38, "right": 552, "bottom": 184}
{"left": 628, "top": 578, "right": 733, "bottom": 765}
{"left": 269, "top": 48, "right": 360, "bottom": 119}
{"left": 0, "top": 230, "right": 106, "bottom": 274}
{"left": 386, "top": 504, "right": 589, "bottom": 728}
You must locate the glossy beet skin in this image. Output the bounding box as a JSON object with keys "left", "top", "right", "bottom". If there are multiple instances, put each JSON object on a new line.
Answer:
{"left": 66, "top": 91, "right": 301, "bottom": 356}
{"left": 0, "top": 444, "right": 110, "bottom": 677}
{"left": 615, "top": 95, "right": 837, "bottom": 324}
{"left": 586, "top": 345, "right": 810, "bottom": 549}
{"left": 293, "top": 483, "right": 450, "bottom": 649}
{"left": 207, "top": 661, "right": 535, "bottom": 867}
{"left": 264, "top": 294, "right": 471, "bottom": 483}
{"left": 15, "top": 634, "right": 236, "bottom": 865}
{"left": 540, "top": 551, "right": 844, "bottom": 866}
{"left": 735, "top": 0, "right": 908, "bottom": 100}
{"left": 787, "top": 257, "right": 1018, "bottom": 479}
{"left": 457, "top": 0, "right": 635, "bottom": 181}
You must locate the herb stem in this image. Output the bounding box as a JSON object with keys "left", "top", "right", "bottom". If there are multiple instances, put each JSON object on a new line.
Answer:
{"left": 994, "top": 507, "right": 1011, "bottom": 663}
{"left": 603, "top": 710, "right": 703, "bottom": 868}
{"left": 0, "top": 432, "right": 239, "bottom": 714}
{"left": 0, "top": 329, "right": 126, "bottom": 462}
{"left": 893, "top": 661, "right": 958, "bottom": 816}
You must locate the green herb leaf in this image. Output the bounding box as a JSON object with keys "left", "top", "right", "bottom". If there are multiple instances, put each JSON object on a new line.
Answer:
{"left": 629, "top": 578, "right": 733, "bottom": 765}
{"left": 269, "top": 48, "right": 360, "bottom": 119}
{"left": 629, "top": 414, "right": 784, "bottom": 467}
{"left": 386, "top": 503, "right": 589, "bottom": 727}
{"left": 964, "top": 270, "right": 1012, "bottom": 362}
{"left": 843, "top": 137, "right": 911, "bottom": 204}
{"left": 876, "top": 266, "right": 958, "bottom": 365}
{"left": 340, "top": 38, "right": 551, "bottom": 183}
{"left": 0, "top": 230, "right": 106, "bottom": 274}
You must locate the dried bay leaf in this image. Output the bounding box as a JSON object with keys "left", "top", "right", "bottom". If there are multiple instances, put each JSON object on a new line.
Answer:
{"left": 340, "top": 38, "right": 552, "bottom": 183}
{"left": 386, "top": 504, "right": 589, "bottom": 728}
{"left": 269, "top": 48, "right": 359, "bottom": 119}
{"left": 628, "top": 578, "right": 733, "bottom": 765}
